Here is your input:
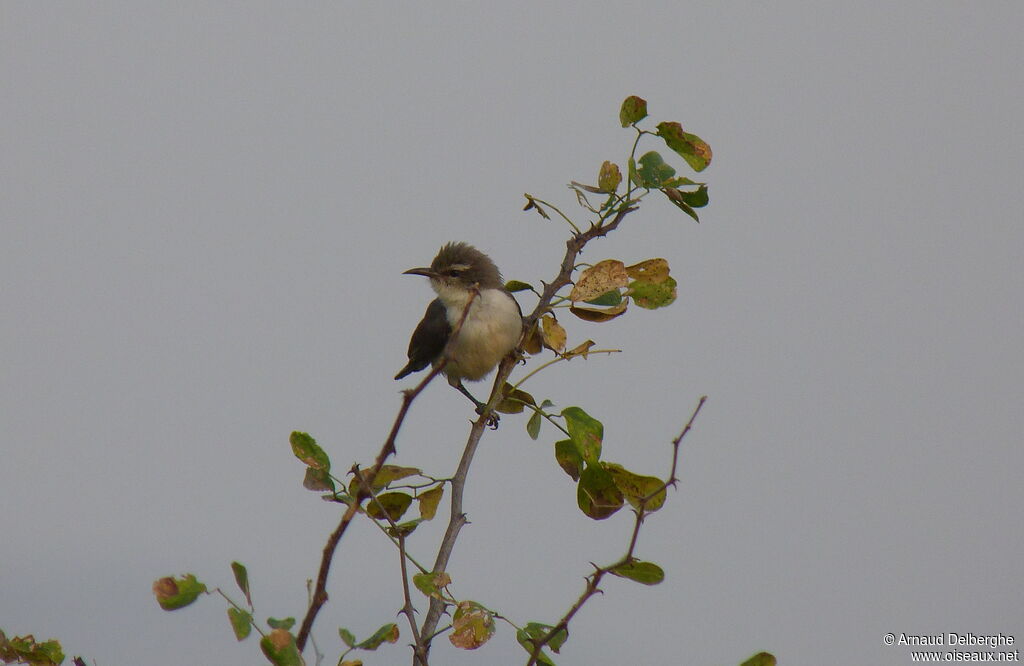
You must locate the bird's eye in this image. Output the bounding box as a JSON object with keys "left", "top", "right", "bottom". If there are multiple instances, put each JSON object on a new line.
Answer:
{"left": 448, "top": 269, "right": 462, "bottom": 278}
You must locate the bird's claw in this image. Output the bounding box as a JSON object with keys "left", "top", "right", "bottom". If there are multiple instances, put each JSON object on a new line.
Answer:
{"left": 475, "top": 405, "right": 500, "bottom": 428}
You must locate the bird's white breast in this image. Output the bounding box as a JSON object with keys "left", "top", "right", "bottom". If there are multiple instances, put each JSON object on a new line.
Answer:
{"left": 436, "top": 286, "right": 522, "bottom": 382}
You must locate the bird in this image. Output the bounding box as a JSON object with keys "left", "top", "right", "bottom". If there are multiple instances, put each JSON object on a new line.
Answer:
{"left": 395, "top": 242, "right": 524, "bottom": 412}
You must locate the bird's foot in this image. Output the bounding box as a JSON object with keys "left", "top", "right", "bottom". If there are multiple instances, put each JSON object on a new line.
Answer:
{"left": 474, "top": 404, "right": 500, "bottom": 428}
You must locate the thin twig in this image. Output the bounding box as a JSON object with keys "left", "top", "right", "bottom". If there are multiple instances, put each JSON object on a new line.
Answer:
{"left": 398, "top": 534, "right": 428, "bottom": 665}
{"left": 295, "top": 288, "right": 480, "bottom": 653}
{"left": 525, "top": 396, "right": 707, "bottom": 665}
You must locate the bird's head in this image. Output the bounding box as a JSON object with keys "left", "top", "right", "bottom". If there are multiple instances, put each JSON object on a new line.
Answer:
{"left": 403, "top": 242, "right": 504, "bottom": 293}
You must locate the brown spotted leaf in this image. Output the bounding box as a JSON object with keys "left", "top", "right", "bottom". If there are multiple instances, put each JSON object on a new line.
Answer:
{"left": 569, "top": 260, "right": 629, "bottom": 303}
{"left": 449, "top": 601, "right": 495, "bottom": 650}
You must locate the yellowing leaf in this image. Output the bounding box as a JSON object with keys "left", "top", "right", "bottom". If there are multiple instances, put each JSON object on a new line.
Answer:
{"left": 625, "top": 258, "right": 671, "bottom": 283}
{"left": 598, "top": 161, "right": 622, "bottom": 192}
{"left": 365, "top": 491, "right": 413, "bottom": 522}
{"left": 349, "top": 465, "right": 420, "bottom": 496}
{"left": 619, "top": 95, "right": 648, "bottom": 127}
{"left": 413, "top": 571, "right": 451, "bottom": 599}
{"left": 602, "top": 462, "right": 667, "bottom": 512}
{"left": 449, "top": 601, "right": 496, "bottom": 650}
{"left": 260, "top": 629, "right": 302, "bottom": 666}
{"left": 152, "top": 574, "right": 206, "bottom": 611}
{"left": 497, "top": 383, "right": 537, "bottom": 414}
{"left": 656, "top": 121, "right": 712, "bottom": 172}
{"left": 357, "top": 623, "right": 399, "bottom": 650}
{"left": 540, "top": 315, "right": 566, "bottom": 353}
{"left": 741, "top": 652, "right": 778, "bottom": 666}
{"left": 522, "top": 321, "right": 543, "bottom": 355}
{"left": 564, "top": 340, "right": 595, "bottom": 359}
{"left": 569, "top": 260, "right": 629, "bottom": 302}
{"left": 417, "top": 486, "right": 444, "bottom": 520}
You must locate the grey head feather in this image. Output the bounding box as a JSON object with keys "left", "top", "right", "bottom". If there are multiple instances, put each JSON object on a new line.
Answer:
{"left": 431, "top": 242, "right": 504, "bottom": 288}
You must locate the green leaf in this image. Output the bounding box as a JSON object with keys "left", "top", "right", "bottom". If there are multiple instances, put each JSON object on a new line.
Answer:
{"left": 619, "top": 95, "right": 648, "bottom": 127}
{"left": 517, "top": 622, "right": 568, "bottom": 654}
{"left": 584, "top": 289, "right": 623, "bottom": 307}
{"left": 290, "top": 431, "right": 330, "bottom": 472}
{"left": 516, "top": 623, "right": 561, "bottom": 665}
{"left": 527, "top": 410, "right": 542, "bottom": 440}
{"left": 663, "top": 176, "right": 700, "bottom": 187}
{"left": 505, "top": 279, "right": 534, "bottom": 293}
{"left": 629, "top": 276, "right": 678, "bottom": 309}
{"left": 267, "top": 617, "right": 295, "bottom": 631}
{"left": 577, "top": 463, "right": 624, "bottom": 520}
{"left": 671, "top": 184, "right": 709, "bottom": 208}
{"left": 741, "top": 652, "right": 778, "bottom": 666}
{"left": 554, "top": 439, "right": 583, "bottom": 481}
{"left": 365, "top": 491, "right": 414, "bottom": 522}
{"left": 260, "top": 629, "right": 302, "bottom": 666}
{"left": 417, "top": 485, "right": 444, "bottom": 520}
{"left": 0, "top": 634, "right": 65, "bottom": 666}
{"left": 386, "top": 518, "right": 423, "bottom": 537}
{"left": 339, "top": 627, "right": 357, "bottom": 648}
{"left": 228, "top": 607, "right": 252, "bottom": 641}
{"left": 152, "top": 574, "right": 207, "bottom": 610}
{"left": 610, "top": 559, "right": 665, "bottom": 585}
{"left": 413, "top": 571, "right": 451, "bottom": 599}
{"left": 656, "top": 121, "right": 712, "bottom": 172}
{"left": 662, "top": 188, "right": 701, "bottom": 222}
{"left": 449, "top": 601, "right": 495, "bottom": 650}
{"left": 635, "top": 151, "right": 675, "bottom": 188}
{"left": 230, "top": 561, "right": 252, "bottom": 607}
{"left": 357, "top": 623, "right": 399, "bottom": 650}
{"left": 303, "top": 466, "right": 335, "bottom": 492}
{"left": 561, "top": 406, "right": 603, "bottom": 464}
{"left": 602, "top": 462, "right": 668, "bottom": 512}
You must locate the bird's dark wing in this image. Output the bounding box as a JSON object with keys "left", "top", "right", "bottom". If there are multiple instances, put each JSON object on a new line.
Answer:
{"left": 394, "top": 298, "right": 451, "bottom": 380}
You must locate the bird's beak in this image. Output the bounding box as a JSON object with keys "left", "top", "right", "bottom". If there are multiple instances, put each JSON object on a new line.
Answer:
{"left": 402, "top": 267, "right": 437, "bottom": 278}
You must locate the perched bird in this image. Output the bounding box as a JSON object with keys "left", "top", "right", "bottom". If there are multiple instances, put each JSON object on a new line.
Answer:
{"left": 395, "top": 242, "right": 523, "bottom": 411}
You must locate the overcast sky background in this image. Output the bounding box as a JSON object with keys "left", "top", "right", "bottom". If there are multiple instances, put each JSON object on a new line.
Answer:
{"left": 3, "top": 3, "right": 1022, "bottom": 665}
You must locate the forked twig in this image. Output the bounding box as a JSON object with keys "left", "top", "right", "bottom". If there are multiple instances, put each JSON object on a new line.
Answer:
{"left": 295, "top": 288, "right": 481, "bottom": 652}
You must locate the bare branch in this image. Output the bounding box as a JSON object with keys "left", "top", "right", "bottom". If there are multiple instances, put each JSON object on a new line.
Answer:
{"left": 295, "top": 288, "right": 481, "bottom": 653}
{"left": 525, "top": 396, "right": 707, "bottom": 665}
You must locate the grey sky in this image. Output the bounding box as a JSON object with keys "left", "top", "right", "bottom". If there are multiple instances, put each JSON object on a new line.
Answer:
{"left": 3, "top": 3, "right": 1022, "bottom": 665}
